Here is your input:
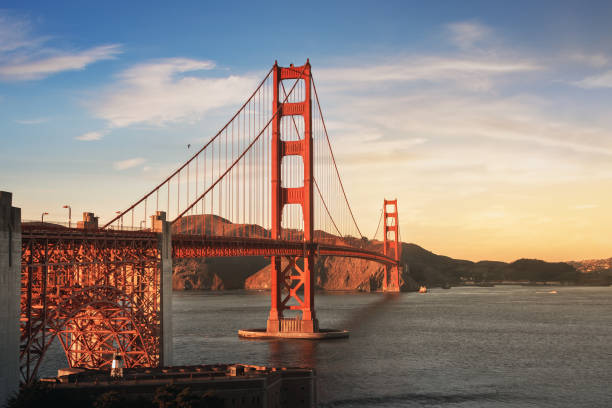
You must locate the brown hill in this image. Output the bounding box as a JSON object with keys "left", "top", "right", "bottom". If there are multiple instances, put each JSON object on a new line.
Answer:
{"left": 568, "top": 258, "right": 612, "bottom": 273}
{"left": 168, "top": 215, "right": 605, "bottom": 290}
{"left": 567, "top": 258, "right": 612, "bottom": 285}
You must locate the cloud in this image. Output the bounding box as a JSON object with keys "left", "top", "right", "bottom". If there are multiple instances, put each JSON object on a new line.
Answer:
{"left": 113, "top": 157, "right": 145, "bottom": 170}
{"left": 15, "top": 117, "right": 48, "bottom": 125}
{"left": 75, "top": 130, "right": 106, "bottom": 141}
{"left": 327, "top": 91, "right": 612, "bottom": 168}
{"left": 572, "top": 204, "right": 598, "bottom": 210}
{"left": 313, "top": 47, "right": 612, "bottom": 199}
{"left": 0, "top": 11, "right": 42, "bottom": 53}
{"left": 446, "top": 21, "right": 491, "bottom": 49}
{"left": 0, "top": 44, "right": 121, "bottom": 81}
{"left": 575, "top": 70, "right": 612, "bottom": 88}
{"left": 90, "top": 58, "right": 259, "bottom": 128}
{"left": 317, "top": 56, "right": 541, "bottom": 91}
{"left": 0, "top": 12, "right": 121, "bottom": 81}
{"left": 568, "top": 53, "right": 609, "bottom": 68}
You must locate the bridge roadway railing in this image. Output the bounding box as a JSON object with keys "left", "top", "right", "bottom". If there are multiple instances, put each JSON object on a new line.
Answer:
{"left": 171, "top": 233, "right": 397, "bottom": 266}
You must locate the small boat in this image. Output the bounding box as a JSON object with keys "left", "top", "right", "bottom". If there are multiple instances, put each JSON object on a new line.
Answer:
{"left": 418, "top": 286, "right": 427, "bottom": 293}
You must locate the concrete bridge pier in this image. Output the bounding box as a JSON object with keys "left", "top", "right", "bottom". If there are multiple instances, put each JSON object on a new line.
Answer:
{"left": 0, "top": 192, "right": 21, "bottom": 405}
{"left": 152, "top": 211, "right": 173, "bottom": 366}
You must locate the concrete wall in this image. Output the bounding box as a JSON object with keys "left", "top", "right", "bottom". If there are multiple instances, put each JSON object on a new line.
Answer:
{"left": 159, "top": 219, "right": 173, "bottom": 366}
{"left": 0, "top": 192, "right": 21, "bottom": 404}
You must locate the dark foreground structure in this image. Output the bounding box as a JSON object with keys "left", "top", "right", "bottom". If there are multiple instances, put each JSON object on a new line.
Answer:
{"left": 33, "top": 364, "right": 315, "bottom": 408}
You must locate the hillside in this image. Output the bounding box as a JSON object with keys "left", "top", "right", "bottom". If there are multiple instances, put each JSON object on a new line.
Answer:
{"left": 568, "top": 258, "right": 612, "bottom": 273}
{"left": 22, "top": 217, "right": 606, "bottom": 290}
{"left": 567, "top": 258, "right": 612, "bottom": 285}
{"left": 171, "top": 215, "right": 604, "bottom": 290}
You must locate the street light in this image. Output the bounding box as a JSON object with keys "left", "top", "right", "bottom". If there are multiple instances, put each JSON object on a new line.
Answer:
{"left": 62, "top": 205, "right": 72, "bottom": 228}
{"left": 115, "top": 211, "right": 123, "bottom": 230}
{"left": 41, "top": 212, "right": 49, "bottom": 223}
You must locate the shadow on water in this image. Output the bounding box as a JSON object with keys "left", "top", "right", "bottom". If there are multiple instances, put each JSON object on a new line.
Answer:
{"left": 239, "top": 293, "right": 402, "bottom": 370}
{"left": 341, "top": 293, "right": 401, "bottom": 331}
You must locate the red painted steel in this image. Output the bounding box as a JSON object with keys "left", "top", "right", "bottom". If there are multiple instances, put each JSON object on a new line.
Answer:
{"left": 172, "top": 235, "right": 397, "bottom": 265}
{"left": 383, "top": 199, "right": 401, "bottom": 292}
{"left": 268, "top": 61, "right": 318, "bottom": 333}
{"left": 20, "top": 226, "right": 160, "bottom": 383}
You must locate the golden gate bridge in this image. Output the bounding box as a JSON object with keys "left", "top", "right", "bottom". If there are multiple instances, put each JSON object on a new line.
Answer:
{"left": 15, "top": 60, "right": 403, "bottom": 383}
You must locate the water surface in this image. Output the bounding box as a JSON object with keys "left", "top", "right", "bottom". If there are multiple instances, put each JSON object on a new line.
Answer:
{"left": 173, "top": 286, "right": 612, "bottom": 407}
{"left": 42, "top": 286, "right": 612, "bottom": 407}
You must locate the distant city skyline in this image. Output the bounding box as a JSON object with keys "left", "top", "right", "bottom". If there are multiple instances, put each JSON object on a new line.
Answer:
{"left": 1, "top": 1, "right": 611, "bottom": 262}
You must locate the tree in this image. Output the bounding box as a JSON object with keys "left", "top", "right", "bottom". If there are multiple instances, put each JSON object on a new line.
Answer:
{"left": 154, "top": 384, "right": 179, "bottom": 408}
{"left": 94, "top": 391, "right": 125, "bottom": 408}
{"left": 5, "top": 383, "right": 65, "bottom": 408}
{"left": 176, "top": 388, "right": 199, "bottom": 408}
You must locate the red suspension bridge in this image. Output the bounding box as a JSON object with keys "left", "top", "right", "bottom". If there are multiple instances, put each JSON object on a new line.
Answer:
{"left": 14, "top": 60, "right": 404, "bottom": 383}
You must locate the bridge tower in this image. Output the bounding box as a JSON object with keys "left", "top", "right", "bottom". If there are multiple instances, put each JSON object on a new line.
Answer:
{"left": 383, "top": 199, "right": 401, "bottom": 292}
{"left": 267, "top": 61, "right": 319, "bottom": 334}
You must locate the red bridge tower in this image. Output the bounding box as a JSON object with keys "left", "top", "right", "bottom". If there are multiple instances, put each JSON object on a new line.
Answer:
{"left": 267, "top": 61, "right": 318, "bottom": 334}
{"left": 383, "top": 199, "right": 401, "bottom": 292}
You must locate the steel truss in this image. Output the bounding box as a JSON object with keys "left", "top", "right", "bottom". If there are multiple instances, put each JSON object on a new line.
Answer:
{"left": 20, "top": 227, "right": 160, "bottom": 383}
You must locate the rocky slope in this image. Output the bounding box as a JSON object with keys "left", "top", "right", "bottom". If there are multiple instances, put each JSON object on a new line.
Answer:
{"left": 243, "top": 251, "right": 418, "bottom": 292}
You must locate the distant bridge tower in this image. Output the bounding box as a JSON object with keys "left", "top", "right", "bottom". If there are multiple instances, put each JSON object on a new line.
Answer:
{"left": 383, "top": 199, "right": 401, "bottom": 292}
{"left": 267, "top": 61, "right": 318, "bottom": 334}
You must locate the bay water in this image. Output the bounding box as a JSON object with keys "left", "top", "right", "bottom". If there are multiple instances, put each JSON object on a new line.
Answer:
{"left": 42, "top": 286, "right": 612, "bottom": 407}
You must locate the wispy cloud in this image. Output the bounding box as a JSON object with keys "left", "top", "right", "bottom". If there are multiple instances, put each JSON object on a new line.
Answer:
{"left": 0, "top": 11, "right": 43, "bottom": 53}
{"left": 0, "top": 12, "right": 121, "bottom": 81}
{"left": 318, "top": 56, "right": 540, "bottom": 89}
{"left": 15, "top": 117, "right": 48, "bottom": 125}
{"left": 75, "top": 130, "right": 106, "bottom": 141}
{"left": 0, "top": 44, "right": 121, "bottom": 81}
{"left": 446, "top": 21, "right": 491, "bottom": 49}
{"left": 575, "top": 70, "right": 612, "bottom": 88}
{"left": 568, "top": 53, "right": 609, "bottom": 68}
{"left": 113, "top": 157, "right": 145, "bottom": 170}
{"left": 572, "top": 204, "right": 599, "bottom": 210}
{"left": 90, "top": 58, "right": 258, "bottom": 128}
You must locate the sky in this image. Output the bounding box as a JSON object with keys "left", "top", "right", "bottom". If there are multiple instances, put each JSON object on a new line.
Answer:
{"left": 1, "top": 0, "right": 611, "bottom": 262}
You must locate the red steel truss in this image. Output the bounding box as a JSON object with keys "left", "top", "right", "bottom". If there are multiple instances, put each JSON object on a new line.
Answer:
{"left": 20, "top": 226, "right": 161, "bottom": 383}
{"left": 383, "top": 199, "right": 401, "bottom": 292}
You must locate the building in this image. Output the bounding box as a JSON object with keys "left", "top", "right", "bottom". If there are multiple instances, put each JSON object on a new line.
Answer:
{"left": 42, "top": 364, "right": 316, "bottom": 408}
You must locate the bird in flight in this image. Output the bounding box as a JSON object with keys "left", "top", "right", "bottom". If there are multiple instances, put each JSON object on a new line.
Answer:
{"left": 187, "top": 144, "right": 191, "bottom": 149}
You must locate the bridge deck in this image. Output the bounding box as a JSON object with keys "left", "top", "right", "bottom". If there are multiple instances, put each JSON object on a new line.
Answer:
{"left": 20, "top": 226, "right": 397, "bottom": 266}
